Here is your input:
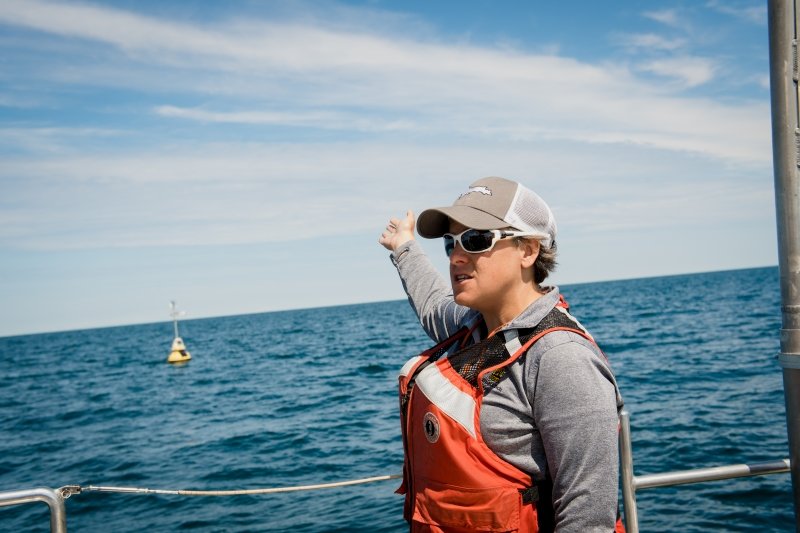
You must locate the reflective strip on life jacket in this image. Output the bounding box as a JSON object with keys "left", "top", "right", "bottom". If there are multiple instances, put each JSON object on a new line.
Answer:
{"left": 415, "top": 362, "right": 477, "bottom": 439}
{"left": 400, "top": 355, "right": 424, "bottom": 378}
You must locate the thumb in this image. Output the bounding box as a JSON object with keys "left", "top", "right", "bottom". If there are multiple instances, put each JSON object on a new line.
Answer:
{"left": 405, "top": 210, "right": 416, "bottom": 231}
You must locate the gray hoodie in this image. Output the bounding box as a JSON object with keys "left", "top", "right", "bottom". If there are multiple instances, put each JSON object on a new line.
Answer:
{"left": 390, "top": 240, "right": 624, "bottom": 533}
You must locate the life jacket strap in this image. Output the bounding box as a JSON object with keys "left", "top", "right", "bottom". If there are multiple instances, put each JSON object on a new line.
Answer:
{"left": 520, "top": 479, "right": 555, "bottom": 533}
{"left": 502, "top": 328, "right": 522, "bottom": 356}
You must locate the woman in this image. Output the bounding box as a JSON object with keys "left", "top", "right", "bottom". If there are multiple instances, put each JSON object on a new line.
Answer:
{"left": 379, "top": 177, "right": 625, "bottom": 533}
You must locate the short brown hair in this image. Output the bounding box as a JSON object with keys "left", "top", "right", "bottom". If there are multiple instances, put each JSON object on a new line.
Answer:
{"left": 517, "top": 238, "right": 558, "bottom": 285}
{"left": 534, "top": 241, "right": 557, "bottom": 284}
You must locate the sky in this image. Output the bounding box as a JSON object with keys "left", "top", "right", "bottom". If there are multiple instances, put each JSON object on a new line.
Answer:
{"left": 0, "top": 0, "right": 778, "bottom": 337}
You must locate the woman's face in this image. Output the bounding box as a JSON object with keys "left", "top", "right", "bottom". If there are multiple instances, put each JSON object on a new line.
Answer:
{"left": 447, "top": 221, "right": 532, "bottom": 316}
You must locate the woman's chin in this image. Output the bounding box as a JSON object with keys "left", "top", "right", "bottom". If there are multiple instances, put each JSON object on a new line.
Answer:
{"left": 453, "top": 292, "right": 475, "bottom": 309}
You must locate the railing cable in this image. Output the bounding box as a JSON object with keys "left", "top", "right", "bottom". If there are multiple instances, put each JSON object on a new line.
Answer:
{"left": 58, "top": 474, "right": 402, "bottom": 500}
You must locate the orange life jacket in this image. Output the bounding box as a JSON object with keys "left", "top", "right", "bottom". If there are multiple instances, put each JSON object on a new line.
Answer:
{"left": 397, "top": 302, "right": 626, "bottom": 533}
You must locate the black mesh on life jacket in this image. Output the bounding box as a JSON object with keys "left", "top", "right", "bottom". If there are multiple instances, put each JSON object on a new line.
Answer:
{"left": 449, "top": 307, "right": 585, "bottom": 388}
{"left": 426, "top": 338, "right": 456, "bottom": 365}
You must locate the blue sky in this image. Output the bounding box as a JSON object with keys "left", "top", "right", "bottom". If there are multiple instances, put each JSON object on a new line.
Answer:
{"left": 0, "top": 0, "right": 775, "bottom": 336}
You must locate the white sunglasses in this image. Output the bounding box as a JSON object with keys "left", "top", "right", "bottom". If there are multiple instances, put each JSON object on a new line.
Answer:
{"left": 443, "top": 228, "right": 543, "bottom": 257}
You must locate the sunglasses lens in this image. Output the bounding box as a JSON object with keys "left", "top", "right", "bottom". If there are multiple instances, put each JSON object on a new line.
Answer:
{"left": 461, "top": 230, "right": 495, "bottom": 252}
{"left": 444, "top": 230, "right": 498, "bottom": 256}
{"left": 444, "top": 235, "right": 455, "bottom": 257}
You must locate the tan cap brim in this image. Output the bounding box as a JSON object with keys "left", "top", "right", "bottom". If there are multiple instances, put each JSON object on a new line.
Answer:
{"left": 416, "top": 205, "right": 509, "bottom": 238}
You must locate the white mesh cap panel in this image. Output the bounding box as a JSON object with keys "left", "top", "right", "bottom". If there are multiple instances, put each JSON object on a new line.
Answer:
{"left": 504, "top": 185, "right": 556, "bottom": 248}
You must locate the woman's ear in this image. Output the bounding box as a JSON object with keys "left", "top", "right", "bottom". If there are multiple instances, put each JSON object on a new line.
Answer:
{"left": 519, "top": 238, "right": 539, "bottom": 269}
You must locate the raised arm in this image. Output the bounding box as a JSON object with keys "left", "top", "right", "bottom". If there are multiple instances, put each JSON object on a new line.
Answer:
{"left": 380, "top": 210, "right": 472, "bottom": 341}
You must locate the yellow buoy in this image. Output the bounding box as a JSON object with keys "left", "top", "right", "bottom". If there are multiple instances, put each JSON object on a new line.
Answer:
{"left": 167, "top": 300, "right": 192, "bottom": 364}
{"left": 167, "top": 336, "right": 192, "bottom": 364}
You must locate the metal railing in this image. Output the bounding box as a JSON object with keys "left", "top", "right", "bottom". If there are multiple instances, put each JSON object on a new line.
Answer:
{"left": 619, "top": 409, "right": 791, "bottom": 533}
{"left": 0, "top": 475, "right": 401, "bottom": 532}
{"left": 0, "top": 487, "right": 66, "bottom": 533}
{"left": 0, "top": 412, "right": 792, "bottom": 533}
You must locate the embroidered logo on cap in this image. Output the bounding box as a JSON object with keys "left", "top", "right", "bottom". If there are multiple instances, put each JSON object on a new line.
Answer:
{"left": 423, "top": 412, "right": 440, "bottom": 443}
{"left": 459, "top": 185, "right": 492, "bottom": 198}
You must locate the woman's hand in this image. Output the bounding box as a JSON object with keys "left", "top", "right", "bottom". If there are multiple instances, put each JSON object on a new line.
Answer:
{"left": 379, "top": 210, "right": 416, "bottom": 252}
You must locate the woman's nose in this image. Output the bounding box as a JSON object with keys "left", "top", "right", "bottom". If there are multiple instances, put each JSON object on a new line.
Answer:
{"left": 449, "top": 242, "right": 468, "bottom": 263}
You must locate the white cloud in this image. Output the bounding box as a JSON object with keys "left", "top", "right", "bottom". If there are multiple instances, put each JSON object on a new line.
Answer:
{"left": 638, "top": 56, "right": 716, "bottom": 87}
{"left": 706, "top": 1, "right": 767, "bottom": 25}
{"left": 0, "top": 135, "right": 771, "bottom": 253}
{"left": 643, "top": 9, "right": 682, "bottom": 28}
{"left": 0, "top": 127, "right": 128, "bottom": 154}
{"left": 154, "top": 105, "right": 415, "bottom": 132}
{"left": 616, "top": 32, "right": 687, "bottom": 51}
{"left": 0, "top": 0, "right": 768, "bottom": 165}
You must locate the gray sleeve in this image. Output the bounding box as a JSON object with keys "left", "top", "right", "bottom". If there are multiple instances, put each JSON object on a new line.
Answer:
{"left": 531, "top": 337, "right": 620, "bottom": 532}
{"left": 389, "top": 240, "right": 471, "bottom": 342}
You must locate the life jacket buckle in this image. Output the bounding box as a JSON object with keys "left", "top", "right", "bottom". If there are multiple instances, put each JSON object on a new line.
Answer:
{"left": 519, "top": 485, "right": 539, "bottom": 504}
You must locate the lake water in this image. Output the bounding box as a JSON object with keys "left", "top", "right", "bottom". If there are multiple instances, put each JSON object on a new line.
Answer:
{"left": 0, "top": 266, "right": 792, "bottom": 531}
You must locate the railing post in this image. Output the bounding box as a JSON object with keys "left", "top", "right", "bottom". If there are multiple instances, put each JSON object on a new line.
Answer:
{"left": 769, "top": 0, "right": 800, "bottom": 530}
{"left": 0, "top": 487, "right": 67, "bottom": 533}
{"left": 618, "top": 410, "right": 639, "bottom": 533}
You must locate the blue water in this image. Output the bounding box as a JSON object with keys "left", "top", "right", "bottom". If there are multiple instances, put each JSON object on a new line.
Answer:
{"left": 0, "top": 266, "right": 792, "bottom": 532}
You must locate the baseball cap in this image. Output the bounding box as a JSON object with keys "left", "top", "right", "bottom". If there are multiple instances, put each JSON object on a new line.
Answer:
{"left": 416, "top": 177, "right": 557, "bottom": 249}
